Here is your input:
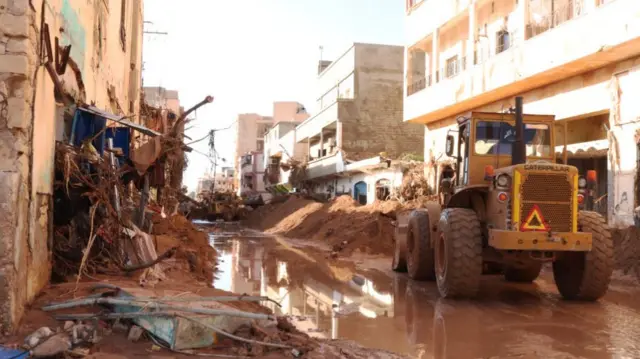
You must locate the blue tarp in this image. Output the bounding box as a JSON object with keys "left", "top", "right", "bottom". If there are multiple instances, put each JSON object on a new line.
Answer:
{"left": 0, "top": 345, "right": 28, "bottom": 359}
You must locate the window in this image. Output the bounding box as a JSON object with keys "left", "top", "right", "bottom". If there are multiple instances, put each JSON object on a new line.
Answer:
{"left": 496, "top": 29, "right": 510, "bottom": 54}
{"left": 474, "top": 121, "right": 551, "bottom": 157}
{"left": 256, "top": 140, "right": 264, "bottom": 151}
{"left": 445, "top": 56, "right": 459, "bottom": 78}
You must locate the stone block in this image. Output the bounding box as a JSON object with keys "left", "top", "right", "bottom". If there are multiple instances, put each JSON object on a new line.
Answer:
{"left": 0, "top": 171, "right": 18, "bottom": 259}
{"left": 0, "top": 13, "right": 28, "bottom": 37}
{"left": 8, "top": 0, "right": 28, "bottom": 16}
{"left": 0, "top": 43, "right": 5, "bottom": 55}
{"left": 0, "top": 54, "right": 28, "bottom": 75}
{"left": 0, "top": 131, "right": 17, "bottom": 171}
{"left": 6, "top": 97, "right": 27, "bottom": 129}
{"left": 0, "top": 0, "right": 7, "bottom": 12}
{"left": 6, "top": 38, "right": 28, "bottom": 54}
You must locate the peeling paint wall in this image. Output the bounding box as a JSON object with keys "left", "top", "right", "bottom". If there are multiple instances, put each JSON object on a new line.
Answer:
{"left": 0, "top": 0, "right": 144, "bottom": 332}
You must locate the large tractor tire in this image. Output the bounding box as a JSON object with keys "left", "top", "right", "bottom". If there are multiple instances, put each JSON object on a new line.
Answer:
{"left": 406, "top": 210, "right": 436, "bottom": 281}
{"left": 504, "top": 262, "right": 542, "bottom": 283}
{"left": 436, "top": 208, "right": 483, "bottom": 298}
{"left": 553, "top": 211, "right": 613, "bottom": 301}
{"left": 392, "top": 212, "right": 410, "bottom": 272}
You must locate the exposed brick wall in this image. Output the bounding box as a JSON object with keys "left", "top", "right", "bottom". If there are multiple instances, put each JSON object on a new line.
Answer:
{"left": 340, "top": 44, "right": 424, "bottom": 160}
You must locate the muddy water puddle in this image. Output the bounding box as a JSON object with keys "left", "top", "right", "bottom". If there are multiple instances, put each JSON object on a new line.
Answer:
{"left": 209, "top": 228, "right": 640, "bottom": 359}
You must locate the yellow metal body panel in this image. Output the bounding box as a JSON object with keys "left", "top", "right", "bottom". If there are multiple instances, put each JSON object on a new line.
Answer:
{"left": 489, "top": 229, "right": 592, "bottom": 251}
{"left": 512, "top": 171, "right": 521, "bottom": 229}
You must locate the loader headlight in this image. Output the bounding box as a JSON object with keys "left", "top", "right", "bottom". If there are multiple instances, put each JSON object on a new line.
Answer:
{"left": 578, "top": 177, "right": 587, "bottom": 188}
{"left": 496, "top": 174, "right": 511, "bottom": 189}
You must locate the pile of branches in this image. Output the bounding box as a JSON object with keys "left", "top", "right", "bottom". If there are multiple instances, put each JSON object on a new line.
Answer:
{"left": 396, "top": 163, "right": 433, "bottom": 201}
{"left": 53, "top": 142, "right": 137, "bottom": 281}
{"left": 282, "top": 159, "right": 307, "bottom": 189}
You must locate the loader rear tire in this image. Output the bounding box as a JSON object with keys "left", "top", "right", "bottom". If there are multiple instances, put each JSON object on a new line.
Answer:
{"left": 392, "top": 222, "right": 408, "bottom": 272}
{"left": 406, "top": 210, "right": 436, "bottom": 281}
{"left": 504, "top": 262, "right": 542, "bottom": 283}
{"left": 436, "top": 208, "right": 483, "bottom": 298}
{"left": 553, "top": 211, "right": 613, "bottom": 301}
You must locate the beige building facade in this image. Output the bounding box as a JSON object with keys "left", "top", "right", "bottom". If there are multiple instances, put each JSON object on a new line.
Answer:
{"left": 233, "top": 102, "right": 308, "bottom": 190}
{"left": 404, "top": 0, "right": 640, "bottom": 227}
{"left": 297, "top": 43, "right": 424, "bottom": 181}
{"left": 0, "top": 0, "right": 144, "bottom": 330}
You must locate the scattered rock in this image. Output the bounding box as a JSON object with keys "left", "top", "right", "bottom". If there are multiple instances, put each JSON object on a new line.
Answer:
{"left": 30, "top": 333, "right": 72, "bottom": 358}
{"left": 127, "top": 325, "right": 144, "bottom": 342}
{"left": 23, "top": 327, "right": 53, "bottom": 349}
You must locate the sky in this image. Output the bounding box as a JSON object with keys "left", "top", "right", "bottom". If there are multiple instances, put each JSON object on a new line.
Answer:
{"left": 142, "top": 0, "right": 405, "bottom": 191}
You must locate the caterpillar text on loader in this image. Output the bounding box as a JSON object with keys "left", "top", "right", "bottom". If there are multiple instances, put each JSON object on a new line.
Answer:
{"left": 393, "top": 97, "right": 613, "bottom": 300}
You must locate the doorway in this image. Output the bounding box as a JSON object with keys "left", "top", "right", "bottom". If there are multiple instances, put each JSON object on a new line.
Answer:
{"left": 354, "top": 181, "right": 367, "bottom": 205}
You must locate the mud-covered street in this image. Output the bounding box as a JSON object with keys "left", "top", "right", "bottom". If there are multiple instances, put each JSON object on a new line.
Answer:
{"left": 212, "top": 227, "right": 640, "bottom": 359}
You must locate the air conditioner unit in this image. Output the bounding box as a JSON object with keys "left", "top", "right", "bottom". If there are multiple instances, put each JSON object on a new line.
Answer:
{"left": 327, "top": 137, "right": 336, "bottom": 147}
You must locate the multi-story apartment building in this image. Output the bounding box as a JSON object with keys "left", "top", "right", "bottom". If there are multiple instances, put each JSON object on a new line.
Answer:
{"left": 196, "top": 167, "right": 235, "bottom": 196}
{"left": 404, "top": 0, "right": 640, "bottom": 227}
{"left": 144, "top": 87, "right": 182, "bottom": 115}
{"left": 263, "top": 121, "right": 307, "bottom": 192}
{"left": 0, "top": 0, "right": 144, "bottom": 329}
{"left": 296, "top": 43, "right": 424, "bottom": 180}
{"left": 238, "top": 151, "right": 266, "bottom": 197}
{"left": 234, "top": 102, "right": 309, "bottom": 196}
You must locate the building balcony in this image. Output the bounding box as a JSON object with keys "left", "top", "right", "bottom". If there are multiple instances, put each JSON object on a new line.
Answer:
{"left": 296, "top": 100, "right": 343, "bottom": 142}
{"left": 406, "top": 0, "right": 472, "bottom": 47}
{"left": 306, "top": 152, "right": 346, "bottom": 180}
{"left": 405, "top": 0, "right": 640, "bottom": 124}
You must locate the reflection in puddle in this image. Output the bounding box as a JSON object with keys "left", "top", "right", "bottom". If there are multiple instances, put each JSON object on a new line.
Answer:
{"left": 209, "top": 232, "right": 640, "bottom": 359}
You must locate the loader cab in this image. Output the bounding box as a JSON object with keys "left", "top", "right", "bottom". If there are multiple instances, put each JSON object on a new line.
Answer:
{"left": 445, "top": 111, "right": 556, "bottom": 188}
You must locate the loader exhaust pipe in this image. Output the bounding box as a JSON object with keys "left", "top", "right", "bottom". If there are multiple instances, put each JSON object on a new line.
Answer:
{"left": 512, "top": 96, "right": 526, "bottom": 165}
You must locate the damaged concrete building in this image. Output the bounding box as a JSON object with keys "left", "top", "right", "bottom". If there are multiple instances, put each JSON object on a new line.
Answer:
{"left": 404, "top": 0, "right": 640, "bottom": 228}
{"left": 287, "top": 43, "right": 424, "bottom": 202}
{"left": 0, "top": 0, "right": 144, "bottom": 331}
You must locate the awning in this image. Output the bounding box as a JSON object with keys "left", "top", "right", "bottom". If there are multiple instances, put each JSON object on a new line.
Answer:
{"left": 78, "top": 105, "right": 162, "bottom": 137}
{"left": 555, "top": 139, "right": 609, "bottom": 159}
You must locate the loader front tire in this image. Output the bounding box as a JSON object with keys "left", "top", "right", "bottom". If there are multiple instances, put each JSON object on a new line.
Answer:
{"left": 436, "top": 208, "right": 483, "bottom": 298}
{"left": 553, "top": 211, "right": 613, "bottom": 301}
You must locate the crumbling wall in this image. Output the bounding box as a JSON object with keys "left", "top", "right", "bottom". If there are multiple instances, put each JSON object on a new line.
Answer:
{"left": 0, "top": 0, "right": 46, "bottom": 333}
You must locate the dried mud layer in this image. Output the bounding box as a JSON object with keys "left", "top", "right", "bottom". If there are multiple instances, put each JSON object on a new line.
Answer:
{"left": 244, "top": 196, "right": 414, "bottom": 257}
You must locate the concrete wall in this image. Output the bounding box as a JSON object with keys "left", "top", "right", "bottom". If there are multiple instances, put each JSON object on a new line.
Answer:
{"left": 340, "top": 44, "right": 424, "bottom": 160}
{"left": 0, "top": 0, "right": 143, "bottom": 332}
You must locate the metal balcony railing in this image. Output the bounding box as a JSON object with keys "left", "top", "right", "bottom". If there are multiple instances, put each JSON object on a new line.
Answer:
{"left": 527, "top": 0, "right": 586, "bottom": 38}
{"left": 406, "top": 75, "right": 431, "bottom": 96}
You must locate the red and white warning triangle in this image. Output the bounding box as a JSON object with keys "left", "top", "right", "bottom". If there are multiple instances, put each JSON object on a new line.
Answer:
{"left": 520, "top": 204, "right": 550, "bottom": 232}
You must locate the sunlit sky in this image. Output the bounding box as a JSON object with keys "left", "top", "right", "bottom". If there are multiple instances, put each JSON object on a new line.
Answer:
{"left": 142, "top": 0, "right": 404, "bottom": 191}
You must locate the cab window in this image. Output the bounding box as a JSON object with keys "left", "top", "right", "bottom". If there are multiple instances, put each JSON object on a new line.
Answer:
{"left": 474, "top": 121, "right": 551, "bottom": 157}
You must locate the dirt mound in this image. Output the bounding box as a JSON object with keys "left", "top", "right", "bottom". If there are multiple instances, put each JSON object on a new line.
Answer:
{"left": 246, "top": 195, "right": 401, "bottom": 256}
{"left": 151, "top": 214, "right": 217, "bottom": 280}
{"left": 244, "top": 196, "right": 316, "bottom": 230}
